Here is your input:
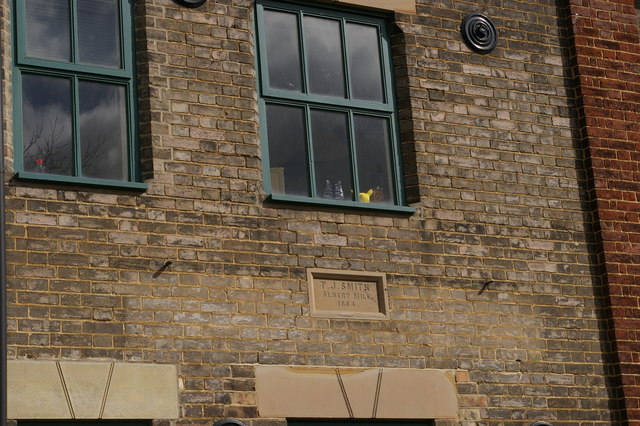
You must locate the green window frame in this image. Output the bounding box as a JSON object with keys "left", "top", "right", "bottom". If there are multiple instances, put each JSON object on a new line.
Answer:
{"left": 290, "top": 421, "right": 434, "bottom": 426}
{"left": 12, "top": 0, "right": 145, "bottom": 190}
{"left": 256, "top": 0, "right": 413, "bottom": 213}
{"left": 19, "top": 422, "right": 149, "bottom": 426}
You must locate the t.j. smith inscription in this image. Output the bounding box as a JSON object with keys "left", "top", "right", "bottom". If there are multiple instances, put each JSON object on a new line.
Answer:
{"left": 313, "top": 279, "right": 380, "bottom": 313}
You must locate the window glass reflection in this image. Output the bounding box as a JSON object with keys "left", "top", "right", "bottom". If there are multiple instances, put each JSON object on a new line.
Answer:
{"left": 354, "top": 115, "right": 395, "bottom": 204}
{"left": 78, "top": 0, "right": 122, "bottom": 67}
{"left": 266, "top": 104, "right": 309, "bottom": 196}
{"left": 22, "top": 74, "right": 73, "bottom": 175}
{"left": 311, "top": 110, "right": 352, "bottom": 200}
{"left": 347, "top": 23, "right": 385, "bottom": 102}
{"left": 264, "top": 10, "right": 303, "bottom": 92}
{"left": 304, "top": 16, "right": 346, "bottom": 98}
{"left": 79, "top": 81, "right": 129, "bottom": 180}
{"left": 25, "top": 0, "right": 71, "bottom": 61}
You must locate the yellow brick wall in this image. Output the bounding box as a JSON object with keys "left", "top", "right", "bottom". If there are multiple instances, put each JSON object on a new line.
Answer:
{"left": 2, "top": 0, "right": 618, "bottom": 423}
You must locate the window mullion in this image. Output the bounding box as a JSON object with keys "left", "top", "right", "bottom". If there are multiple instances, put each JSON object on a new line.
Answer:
{"left": 14, "top": 72, "right": 25, "bottom": 173}
{"left": 72, "top": 76, "right": 82, "bottom": 177}
{"left": 119, "top": 0, "right": 128, "bottom": 70}
{"left": 390, "top": 115, "right": 403, "bottom": 205}
{"left": 254, "top": 3, "right": 269, "bottom": 91}
{"left": 305, "top": 104, "right": 317, "bottom": 198}
{"left": 348, "top": 111, "right": 360, "bottom": 200}
{"left": 341, "top": 18, "right": 352, "bottom": 100}
{"left": 298, "top": 11, "right": 309, "bottom": 95}
{"left": 126, "top": 83, "right": 137, "bottom": 182}
{"left": 70, "top": 0, "right": 78, "bottom": 63}
{"left": 15, "top": 0, "right": 27, "bottom": 62}
{"left": 262, "top": 88, "right": 394, "bottom": 113}
{"left": 379, "top": 25, "right": 392, "bottom": 105}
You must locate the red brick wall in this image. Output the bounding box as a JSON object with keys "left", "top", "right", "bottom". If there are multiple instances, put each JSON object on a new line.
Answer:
{"left": 569, "top": 0, "right": 640, "bottom": 422}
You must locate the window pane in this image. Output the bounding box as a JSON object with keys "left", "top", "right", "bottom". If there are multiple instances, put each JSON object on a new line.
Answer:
{"left": 347, "top": 23, "right": 385, "bottom": 102}
{"left": 304, "top": 16, "right": 345, "bottom": 98}
{"left": 22, "top": 74, "right": 73, "bottom": 176}
{"left": 25, "top": 0, "right": 71, "bottom": 61}
{"left": 354, "top": 115, "right": 395, "bottom": 204}
{"left": 264, "top": 10, "right": 303, "bottom": 92}
{"left": 79, "top": 81, "right": 129, "bottom": 180}
{"left": 266, "top": 104, "right": 309, "bottom": 196}
{"left": 311, "top": 110, "right": 352, "bottom": 200}
{"left": 78, "top": 0, "right": 122, "bottom": 67}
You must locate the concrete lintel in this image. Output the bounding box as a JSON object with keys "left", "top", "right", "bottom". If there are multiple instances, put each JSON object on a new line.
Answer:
{"left": 8, "top": 360, "right": 179, "bottom": 420}
{"left": 309, "top": 0, "right": 416, "bottom": 13}
{"left": 256, "top": 365, "right": 458, "bottom": 419}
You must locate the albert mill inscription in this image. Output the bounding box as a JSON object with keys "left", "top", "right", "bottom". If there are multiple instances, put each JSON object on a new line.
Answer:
{"left": 307, "top": 269, "right": 389, "bottom": 319}
{"left": 315, "top": 279, "right": 379, "bottom": 312}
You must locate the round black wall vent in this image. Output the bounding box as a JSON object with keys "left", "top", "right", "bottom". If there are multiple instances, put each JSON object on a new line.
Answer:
{"left": 173, "top": 0, "right": 207, "bottom": 8}
{"left": 214, "top": 420, "right": 246, "bottom": 426}
{"left": 461, "top": 13, "right": 498, "bottom": 54}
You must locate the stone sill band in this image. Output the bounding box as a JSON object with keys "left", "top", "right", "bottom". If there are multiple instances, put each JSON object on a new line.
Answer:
{"left": 316, "top": 0, "right": 416, "bottom": 13}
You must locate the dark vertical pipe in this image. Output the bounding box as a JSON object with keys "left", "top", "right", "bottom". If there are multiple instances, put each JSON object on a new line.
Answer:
{"left": 1, "top": 134, "right": 6, "bottom": 426}
{"left": 1, "top": 3, "right": 7, "bottom": 423}
{"left": 1, "top": 128, "right": 6, "bottom": 426}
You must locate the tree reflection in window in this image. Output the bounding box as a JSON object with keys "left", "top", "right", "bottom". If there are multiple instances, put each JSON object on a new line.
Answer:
{"left": 22, "top": 74, "right": 73, "bottom": 175}
{"left": 21, "top": 76, "right": 129, "bottom": 180}
{"left": 15, "top": 0, "right": 137, "bottom": 185}
{"left": 79, "top": 81, "right": 128, "bottom": 180}
{"left": 257, "top": 0, "right": 403, "bottom": 207}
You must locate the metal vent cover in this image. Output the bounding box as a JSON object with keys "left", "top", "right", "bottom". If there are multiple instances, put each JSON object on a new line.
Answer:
{"left": 461, "top": 13, "right": 498, "bottom": 54}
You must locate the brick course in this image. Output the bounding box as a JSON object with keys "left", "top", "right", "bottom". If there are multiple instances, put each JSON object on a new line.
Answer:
{"left": 568, "top": 0, "right": 640, "bottom": 422}
{"left": 2, "top": 0, "right": 639, "bottom": 424}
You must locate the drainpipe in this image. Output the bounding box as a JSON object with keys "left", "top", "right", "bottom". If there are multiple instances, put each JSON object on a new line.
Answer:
{"left": 0, "top": 136, "right": 6, "bottom": 425}
{"left": 1, "top": 148, "right": 6, "bottom": 426}
{"left": 1, "top": 122, "right": 6, "bottom": 426}
{"left": 1, "top": 15, "right": 7, "bottom": 426}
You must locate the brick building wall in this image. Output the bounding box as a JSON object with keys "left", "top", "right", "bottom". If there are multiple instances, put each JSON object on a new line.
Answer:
{"left": 3, "top": 0, "right": 639, "bottom": 424}
{"left": 569, "top": 0, "right": 640, "bottom": 422}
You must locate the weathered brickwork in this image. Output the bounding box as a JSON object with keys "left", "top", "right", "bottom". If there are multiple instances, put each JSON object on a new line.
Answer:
{"left": 568, "top": 0, "right": 640, "bottom": 422}
{"left": 2, "top": 0, "right": 639, "bottom": 424}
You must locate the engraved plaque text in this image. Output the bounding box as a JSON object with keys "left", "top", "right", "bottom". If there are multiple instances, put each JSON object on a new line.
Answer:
{"left": 307, "top": 269, "right": 389, "bottom": 319}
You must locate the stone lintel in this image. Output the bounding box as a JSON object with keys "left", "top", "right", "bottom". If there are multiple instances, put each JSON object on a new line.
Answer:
{"left": 8, "top": 360, "right": 179, "bottom": 420}
{"left": 256, "top": 365, "right": 458, "bottom": 419}
{"left": 308, "top": 0, "right": 416, "bottom": 13}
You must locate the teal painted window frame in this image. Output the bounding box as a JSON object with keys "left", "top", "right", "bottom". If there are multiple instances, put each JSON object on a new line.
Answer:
{"left": 19, "top": 422, "right": 149, "bottom": 426}
{"left": 290, "top": 421, "right": 434, "bottom": 426}
{"left": 255, "top": 0, "right": 414, "bottom": 213}
{"left": 12, "top": 0, "right": 145, "bottom": 190}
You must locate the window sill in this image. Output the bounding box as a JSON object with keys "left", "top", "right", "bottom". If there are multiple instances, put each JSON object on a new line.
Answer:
{"left": 330, "top": 0, "right": 416, "bottom": 13}
{"left": 267, "top": 193, "right": 416, "bottom": 214}
{"left": 15, "top": 171, "right": 148, "bottom": 191}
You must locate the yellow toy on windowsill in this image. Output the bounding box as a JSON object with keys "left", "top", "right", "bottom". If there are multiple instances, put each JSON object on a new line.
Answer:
{"left": 359, "top": 187, "right": 386, "bottom": 203}
{"left": 359, "top": 189, "right": 374, "bottom": 203}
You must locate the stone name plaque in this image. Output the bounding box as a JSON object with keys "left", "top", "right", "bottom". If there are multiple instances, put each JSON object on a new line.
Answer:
{"left": 307, "top": 269, "right": 389, "bottom": 320}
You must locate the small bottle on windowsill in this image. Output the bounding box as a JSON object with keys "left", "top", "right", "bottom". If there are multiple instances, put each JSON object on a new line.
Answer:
{"left": 36, "top": 158, "right": 45, "bottom": 173}
{"left": 334, "top": 181, "right": 344, "bottom": 200}
{"left": 324, "top": 179, "right": 333, "bottom": 199}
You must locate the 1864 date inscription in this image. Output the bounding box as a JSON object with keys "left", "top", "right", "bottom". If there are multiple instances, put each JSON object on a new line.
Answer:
{"left": 316, "top": 279, "right": 378, "bottom": 311}
{"left": 308, "top": 269, "right": 389, "bottom": 319}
